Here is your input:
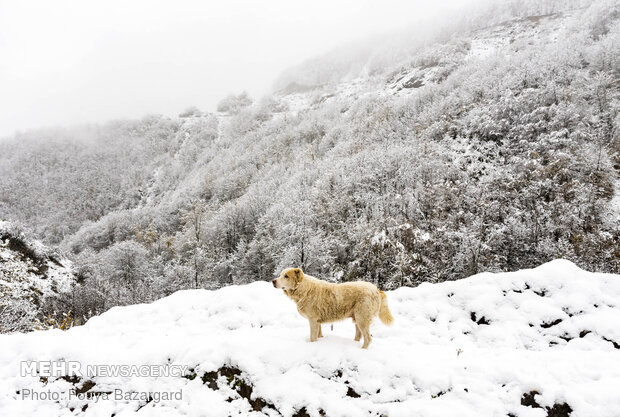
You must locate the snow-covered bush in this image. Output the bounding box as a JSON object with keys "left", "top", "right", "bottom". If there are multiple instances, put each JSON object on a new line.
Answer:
{"left": 178, "top": 106, "right": 202, "bottom": 118}
{"left": 216, "top": 91, "right": 253, "bottom": 114}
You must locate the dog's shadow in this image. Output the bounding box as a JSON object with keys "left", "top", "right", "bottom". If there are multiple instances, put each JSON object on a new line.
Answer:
{"left": 306, "top": 333, "right": 369, "bottom": 348}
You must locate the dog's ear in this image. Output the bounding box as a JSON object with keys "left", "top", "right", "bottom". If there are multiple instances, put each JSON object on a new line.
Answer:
{"left": 293, "top": 268, "right": 303, "bottom": 281}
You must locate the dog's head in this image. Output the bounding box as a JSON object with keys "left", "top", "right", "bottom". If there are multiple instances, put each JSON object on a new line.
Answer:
{"left": 272, "top": 267, "right": 304, "bottom": 290}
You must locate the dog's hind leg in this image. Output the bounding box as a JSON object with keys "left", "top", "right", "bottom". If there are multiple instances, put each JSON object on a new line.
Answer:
{"left": 354, "top": 324, "right": 362, "bottom": 341}
{"left": 357, "top": 317, "right": 373, "bottom": 349}
{"left": 309, "top": 320, "right": 321, "bottom": 342}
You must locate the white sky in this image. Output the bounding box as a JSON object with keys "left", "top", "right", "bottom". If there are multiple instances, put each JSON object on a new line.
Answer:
{"left": 0, "top": 0, "right": 466, "bottom": 137}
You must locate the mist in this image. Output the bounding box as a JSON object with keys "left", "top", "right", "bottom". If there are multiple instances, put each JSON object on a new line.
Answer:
{"left": 0, "top": 0, "right": 468, "bottom": 138}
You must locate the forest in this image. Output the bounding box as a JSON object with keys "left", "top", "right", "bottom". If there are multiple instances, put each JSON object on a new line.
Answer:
{"left": 0, "top": 0, "right": 618, "bottom": 325}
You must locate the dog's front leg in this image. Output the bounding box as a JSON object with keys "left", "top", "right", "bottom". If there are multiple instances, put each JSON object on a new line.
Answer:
{"left": 309, "top": 320, "right": 320, "bottom": 342}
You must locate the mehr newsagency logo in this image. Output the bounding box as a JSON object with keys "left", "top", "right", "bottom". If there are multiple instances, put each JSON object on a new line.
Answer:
{"left": 19, "top": 360, "right": 187, "bottom": 403}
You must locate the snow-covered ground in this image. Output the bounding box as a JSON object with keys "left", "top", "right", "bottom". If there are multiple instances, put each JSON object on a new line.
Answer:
{"left": 0, "top": 221, "right": 73, "bottom": 300}
{"left": 1, "top": 221, "right": 74, "bottom": 333}
{"left": 1, "top": 260, "right": 619, "bottom": 416}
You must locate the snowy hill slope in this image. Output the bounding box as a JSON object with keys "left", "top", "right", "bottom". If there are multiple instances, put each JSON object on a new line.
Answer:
{"left": 276, "top": 9, "right": 577, "bottom": 107}
{"left": 1, "top": 0, "right": 618, "bottom": 302}
{"left": 1, "top": 260, "right": 619, "bottom": 416}
{"left": 0, "top": 221, "right": 74, "bottom": 332}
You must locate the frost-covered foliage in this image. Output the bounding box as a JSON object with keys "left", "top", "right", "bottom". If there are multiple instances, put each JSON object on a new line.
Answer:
{"left": 216, "top": 91, "right": 253, "bottom": 114}
{"left": 0, "top": 261, "right": 619, "bottom": 416}
{"left": 0, "top": 115, "right": 218, "bottom": 244}
{"left": 0, "top": 1, "right": 618, "bottom": 317}
{"left": 178, "top": 106, "right": 203, "bottom": 118}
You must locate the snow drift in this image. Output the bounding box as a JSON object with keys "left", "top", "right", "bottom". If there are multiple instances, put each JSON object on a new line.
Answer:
{"left": 1, "top": 260, "right": 619, "bottom": 416}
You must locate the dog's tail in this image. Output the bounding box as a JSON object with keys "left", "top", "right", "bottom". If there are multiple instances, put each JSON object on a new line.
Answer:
{"left": 378, "top": 291, "right": 394, "bottom": 326}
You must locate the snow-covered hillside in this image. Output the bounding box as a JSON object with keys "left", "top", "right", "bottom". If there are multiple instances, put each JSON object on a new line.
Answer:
{"left": 1, "top": 0, "right": 618, "bottom": 308}
{"left": 276, "top": 8, "right": 578, "bottom": 106}
{"left": 1, "top": 260, "right": 618, "bottom": 416}
{"left": 0, "top": 221, "right": 74, "bottom": 332}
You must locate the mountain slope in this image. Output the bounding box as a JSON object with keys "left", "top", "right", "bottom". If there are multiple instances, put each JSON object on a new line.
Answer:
{"left": 0, "top": 221, "right": 74, "bottom": 332}
{"left": 0, "top": 0, "right": 618, "bottom": 315}
{"left": 1, "top": 260, "right": 619, "bottom": 416}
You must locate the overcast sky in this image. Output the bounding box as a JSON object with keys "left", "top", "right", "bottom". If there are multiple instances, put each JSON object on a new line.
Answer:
{"left": 0, "top": 0, "right": 466, "bottom": 137}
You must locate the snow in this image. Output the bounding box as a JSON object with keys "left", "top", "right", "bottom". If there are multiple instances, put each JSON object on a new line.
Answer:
{"left": 465, "top": 14, "right": 563, "bottom": 63}
{"left": 0, "top": 222, "right": 74, "bottom": 299}
{"left": 1, "top": 260, "right": 619, "bottom": 416}
{"left": 466, "top": 38, "right": 506, "bottom": 61}
{"left": 277, "top": 92, "right": 314, "bottom": 117}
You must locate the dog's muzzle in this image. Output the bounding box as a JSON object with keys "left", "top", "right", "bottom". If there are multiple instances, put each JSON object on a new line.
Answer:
{"left": 271, "top": 279, "right": 277, "bottom": 288}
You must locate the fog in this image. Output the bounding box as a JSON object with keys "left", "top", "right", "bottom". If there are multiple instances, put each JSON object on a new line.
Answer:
{"left": 0, "top": 0, "right": 466, "bottom": 137}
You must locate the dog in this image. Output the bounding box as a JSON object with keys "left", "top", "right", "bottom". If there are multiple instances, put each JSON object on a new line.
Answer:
{"left": 272, "top": 267, "right": 394, "bottom": 348}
